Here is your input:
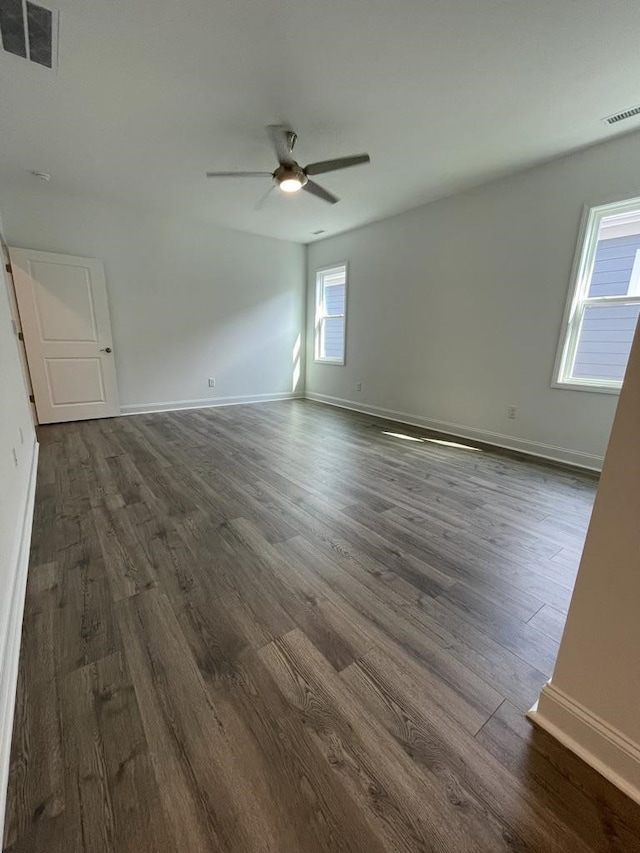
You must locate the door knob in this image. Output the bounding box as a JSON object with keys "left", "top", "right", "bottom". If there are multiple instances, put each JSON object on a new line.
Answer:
{"left": 100, "top": 347, "right": 112, "bottom": 353}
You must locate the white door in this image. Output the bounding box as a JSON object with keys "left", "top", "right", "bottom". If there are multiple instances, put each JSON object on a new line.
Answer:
{"left": 9, "top": 248, "right": 120, "bottom": 424}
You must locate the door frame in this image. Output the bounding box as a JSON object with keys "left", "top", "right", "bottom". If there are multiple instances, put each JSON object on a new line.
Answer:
{"left": 0, "top": 239, "right": 37, "bottom": 426}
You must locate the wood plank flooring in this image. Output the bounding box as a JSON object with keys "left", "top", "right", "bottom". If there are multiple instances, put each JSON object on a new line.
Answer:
{"left": 5, "top": 400, "right": 640, "bottom": 852}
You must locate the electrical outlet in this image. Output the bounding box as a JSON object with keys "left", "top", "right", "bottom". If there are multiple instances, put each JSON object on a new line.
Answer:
{"left": 507, "top": 405, "right": 518, "bottom": 419}
{"left": 355, "top": 382, "right": 362, "bottom": 392}
{"left": 11, "top": 447, "right": 18, "bottom": 467}
{"left": 208, "top": 378, "right": 216, "bottom": 388}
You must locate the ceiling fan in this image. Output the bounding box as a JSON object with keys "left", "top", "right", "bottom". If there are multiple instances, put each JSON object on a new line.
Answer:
{"left": 206, "top": 125, "right": 370, "bottom": 207}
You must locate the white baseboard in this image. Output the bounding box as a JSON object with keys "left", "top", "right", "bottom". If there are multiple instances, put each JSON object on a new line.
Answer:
{"left": 120, "top": 391, "right": 304, "bottom": 416}
{"left": 528, "top": 682, "right": 640, "bottom": 805}
{"left": 0, "top": 439, "right": 39, "bottom": 838}
{"left": 304, "top": 392, "right": 603, "bottom": 472}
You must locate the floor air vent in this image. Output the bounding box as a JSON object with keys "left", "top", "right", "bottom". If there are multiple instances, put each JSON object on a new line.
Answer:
{"left": 603, "top": 105, "right": 640, "bottom": 125}
{"left": 0, "top": 0, "right": 56, "bottom": 68}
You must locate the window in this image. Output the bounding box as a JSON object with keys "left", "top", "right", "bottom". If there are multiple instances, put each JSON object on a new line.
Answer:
{"left": 315, "top": 264, "right": 347, "bottom": 364}
{"left": 555, "top": 197, "right": 640, "bottom": 392}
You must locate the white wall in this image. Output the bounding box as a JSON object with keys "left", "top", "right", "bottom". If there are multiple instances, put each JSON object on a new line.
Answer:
{"left": 0, "top": 188, "right": 306, "bottom": 413}
{"left": 531, "top": 318, "right": 640, "bottom": 804}
{"left": 306, "top": 130, "right": 640, "bottom": 469}
{"left": 0, "top": 211, "right": 38, "bottom": 836}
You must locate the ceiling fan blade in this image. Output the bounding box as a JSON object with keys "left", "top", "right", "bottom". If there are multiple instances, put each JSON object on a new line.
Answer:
{"left": 266, "top": 125, "right": 296, "bottom": 165}
{"left": 206, "top": 171, "right": 273, "bottom": 178}
{"left": 303, "top": 180, "right": 339, "bottom": 205}
{"left": 255, "top": 185, "right": 276, "bottom": 210}
{"left": 304, "top": 154, "right": 370, "bottom": 176}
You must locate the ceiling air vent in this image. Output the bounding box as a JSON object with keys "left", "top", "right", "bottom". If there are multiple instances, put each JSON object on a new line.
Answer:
{"left": 0, "top": 0, "right": 56, "bottom": 68}
{"left": 602, "top": 105, "right": 640, "bottom": 126}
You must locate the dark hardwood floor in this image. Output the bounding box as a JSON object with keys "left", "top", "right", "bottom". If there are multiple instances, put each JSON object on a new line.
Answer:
{"left": 4, "top": 400, "right": 640, "bottom": 852}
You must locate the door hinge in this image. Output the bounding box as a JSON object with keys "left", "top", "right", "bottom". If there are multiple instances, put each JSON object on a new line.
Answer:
{"left": 5, "top": 263, "right": 11, "bottom": 274}
{"left": 17, "top": 330, "right": 24, "bottom": 341}
{"left": 29, "top": 394, "right": 35, "bottom": 403}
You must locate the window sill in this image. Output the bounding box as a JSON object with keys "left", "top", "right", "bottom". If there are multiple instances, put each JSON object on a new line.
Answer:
{"left": 551, "top": 380, "right": 621, "bottom": 395}
{"left": 314, "top": 358, "right": 345, "bottom": 366}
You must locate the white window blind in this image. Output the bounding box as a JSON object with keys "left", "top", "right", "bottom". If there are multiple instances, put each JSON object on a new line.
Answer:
{"left": 315, "top": 264, "right": 347, "bottom": 364}
{"left": 555, "top": 198, "right": 640, "bottom": 391}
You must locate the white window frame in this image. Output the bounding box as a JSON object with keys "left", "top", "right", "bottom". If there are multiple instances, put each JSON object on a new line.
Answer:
{"left": 553, "top": 196, "right": 640, "bottom": 394}
{"left": 314, "top": 263, "right": 348, "bottom": 365}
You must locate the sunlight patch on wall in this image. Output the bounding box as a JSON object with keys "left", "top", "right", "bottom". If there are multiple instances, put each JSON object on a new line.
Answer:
{"left": 292, "top": 333, "right": 302, "bottom": 392}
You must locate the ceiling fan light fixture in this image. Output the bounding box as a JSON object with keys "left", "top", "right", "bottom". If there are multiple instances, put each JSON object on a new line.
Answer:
{"left": 280, "top": 177, "right": 303, "bottom": 193}
{"left": 277, "top": 165, "right": 307, "bottom": 193}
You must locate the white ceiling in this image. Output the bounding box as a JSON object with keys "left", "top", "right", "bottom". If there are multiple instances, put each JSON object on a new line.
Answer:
{"left": 1, "top": 0, "right": 640, "bottom": 244}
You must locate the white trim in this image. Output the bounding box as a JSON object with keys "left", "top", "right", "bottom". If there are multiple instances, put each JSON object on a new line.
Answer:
{"left": 552, "top": 204, "right": 591, "bottom": 388}
{"left": 305, "top": 392, "right": 603, "bottom": 471}
{"left": 629, "top": 249, "right": 640, "bottom": 297}
{"left": 528, "top": 682, "right": 640, "bottom": 806}
{"left": 600, "top": 219, "right": 640, "bottom": 240}
{"left": 550, "top": 379, "right": 620, "bottom": 395}
{"left": 0, "top": 438, "right": 39, "bottom": 839}
{"left": 120, "top": 391, "right": 304, "bottom": 416}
